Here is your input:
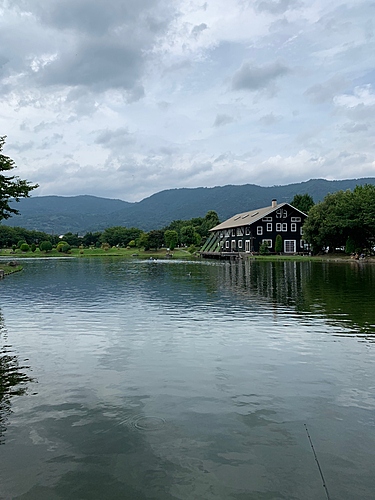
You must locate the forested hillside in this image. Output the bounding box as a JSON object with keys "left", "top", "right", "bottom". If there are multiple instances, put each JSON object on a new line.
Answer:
{"left": 3, "top": 178, "right": 374, "bottom": 234}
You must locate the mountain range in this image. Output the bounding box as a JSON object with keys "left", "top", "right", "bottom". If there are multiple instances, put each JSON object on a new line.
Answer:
{"left": 3, "top": 177, "right": 374, "bottom": 235}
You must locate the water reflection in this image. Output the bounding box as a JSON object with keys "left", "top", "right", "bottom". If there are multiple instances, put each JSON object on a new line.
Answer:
{"left": 212, "top": 259, "right": 375, "bottom": 340}
{"left": 0, "top": 311, "right": 35, "bottom": 444}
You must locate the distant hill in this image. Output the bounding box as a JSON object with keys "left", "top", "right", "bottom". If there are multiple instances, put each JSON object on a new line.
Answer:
{"left": 3, "top": 178, "right": 375, "bottom": 234}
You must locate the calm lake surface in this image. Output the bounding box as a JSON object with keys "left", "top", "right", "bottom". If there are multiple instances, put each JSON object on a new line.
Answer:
{"left": 0, "top": 258, "right": 374, "bottom": 500}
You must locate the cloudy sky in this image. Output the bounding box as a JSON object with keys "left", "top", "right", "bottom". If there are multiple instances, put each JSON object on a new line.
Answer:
{"left": 1, "top": 0, "right": 374, "bottom": 201}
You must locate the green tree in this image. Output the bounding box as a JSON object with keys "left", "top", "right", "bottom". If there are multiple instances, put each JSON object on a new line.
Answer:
{"left": 63, "top": 232, "right": 80, "bottom": 247}
{"left": 275, "top": 234, "right": 282, "bottom": 253}
{"left": 290, "top": 193, "right": 314, "bottom": 214}
{"left": 30, "top": 243, "right": 36, "bottom": 252}
{"left": 147, "top": 230, "right": 164, "bottom": 250}
{"left": 259, "top": 241, "right": 270, "bottom": 254}
{"left": 0, "top": 136, "right": 38, "bottom": 221}
{"left": 20, "top": 243, "right": 29, "bottom": 252}
{"left": 303, "top": 185, "right": 375, "bottom": 253}
{"left": 164, "top": 230, "right": 178, "bottom": 250}
{"left": 181, "top": 225, "right": 201, "bottom": 246}
{"left": 39, "top": 241, "right": 52, "bottom": 252}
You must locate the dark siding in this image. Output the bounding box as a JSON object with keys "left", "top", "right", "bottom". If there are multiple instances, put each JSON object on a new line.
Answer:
{"left": 213, "top": 205, "right": 307, "bottom": 253}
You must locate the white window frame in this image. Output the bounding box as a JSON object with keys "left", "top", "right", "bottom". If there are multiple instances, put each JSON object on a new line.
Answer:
{"left": 236, "top": 227, "right": 242, "bottom": 236}
{"left": 238, "top": 240, "right": 243, "bottom": 249}
{"left": 262, "top": 217, "right": 272, "bottom": 222}
{"left": 257, "top": 226, "right": 263, "bottom": 235}
{"left": 231, "top": 228, "right": 236, "bottom": 236}
{"left": 245, "top": 240, "right": 250, "bottom": 252}
{"left": 276, "top": 223, "right": 282, "bottom": 232}
{"left": 300, "top": 227, "right": 304, "bottom": 235}
{"left": 284, "top": 240, "right": 296, "bottom": 253}
{"left": 291, "top": 223, "right": 297, "bottom": 232}
{"left": 282, "top": 223, "right": 287, "bottom": 232}
{"left": 262, "top": 239, "right": 272, "bottom": 249}
{"left": 245, "top": 226, "right": 250, "bottom": 235}
{"left": 225, "top": 240, "right": 229, "bottom": 249}
{"left": 291, "top": 217, "right": 301, "bottom": 222}
{"left": 266, "top": 223, "right": 272, "bottom": 232}
{"left": 231, "top": 240, "right": 236, "bottom": 251}
{"left": 300, "top": 239, "right": 305, "bottom": 248}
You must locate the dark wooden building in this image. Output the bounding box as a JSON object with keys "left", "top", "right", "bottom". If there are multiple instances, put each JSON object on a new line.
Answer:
{"left": 202, "top": 200, "right": 307, "bottom": 255}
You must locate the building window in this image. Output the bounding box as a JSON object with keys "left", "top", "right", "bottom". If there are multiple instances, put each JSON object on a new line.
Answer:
{"left": 300, "top": 227, "right": 304, "bottom": 235}
{"left": 238, "top": 240, "right": 243, "bottom": 248}
{"left": 231, "top": 240, "right": 236, "bottom": 251}
{"left": 245, "top": 240, "right": 250, "bottom": 252}
{"left": 300, "top": 239, "right": 305, "bottom": 248}
{"left": 284, "top": 240, "right": 296, "bottom": 253}
{"left": 236, "top": 227, "right": 242, "bottom": 236}
{"left": 276, "top": 209, "right": 287, "bottom": 218}
{"left": 262, "top": 217, "right": 272, "bottom": 222}
{"left": 276, "top": 223, "right": 282, "bottom": 232}
{"left": 266, "top": 223, "right": 272, "bottom": 232}
{"left": 231, "top": 228, "right": 235, "bottom": 237}
{"left": 257, "top": 226, "right": 263, "bottom": 235}
{"left": 291, "top": 217, "right": 301, "bottom": 222}
{"left": 262, "top": 239, "right": 272, "bottom": 249}
{"left": 245, "top": 226, "right": 250, "bottom": 235}
{"left": 282, "top": 223, "right": 287, "bottom": 231}
{"left": 225, "top": 240, "right": 229, "bottom": 249}
{"left": 291, "top": 223, "right": 297, "bottom": 232}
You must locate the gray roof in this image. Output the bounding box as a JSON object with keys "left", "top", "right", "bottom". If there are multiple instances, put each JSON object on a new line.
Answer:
{"left": 210, "top": 202, "right": 306, "bottom": 231}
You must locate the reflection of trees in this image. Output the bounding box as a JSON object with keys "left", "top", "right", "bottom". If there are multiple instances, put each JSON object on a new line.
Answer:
{"left": 0, "top": 314, "right": 34, "bottom": 444}
{"left": 215, "top": 260, "right": 375, "bottom": 339}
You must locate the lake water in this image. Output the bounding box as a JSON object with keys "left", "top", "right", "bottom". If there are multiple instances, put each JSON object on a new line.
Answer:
{"left": 0, "top": 257, "right": 374, "bottom": 500}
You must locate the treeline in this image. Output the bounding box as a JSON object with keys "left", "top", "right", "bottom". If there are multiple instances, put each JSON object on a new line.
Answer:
{"left": 303, "top": 184, "right": 375, "bottom": 253}
{"left": 0, "top": 210, "right": 220, "bottom": 251}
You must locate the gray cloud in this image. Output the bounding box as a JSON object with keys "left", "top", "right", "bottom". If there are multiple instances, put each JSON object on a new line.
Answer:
{"left": 305, "top": 75, "right": 348, "bottom": 104}
{"left": 7, "top": 141, "right": 35, "bottom": 152}
{"left": 255, "top": 0, "right": 301, "bottom": 15}
{"left": 191, "top": 23, "right": 208, "bottom": 38}
{"left": 258, "top": 113, "right": 282, "bottom": 126}
{"left": 213, "top": 114, "right": 235, "bottom": 127}
{"left": 94, "top": 128, "right": 135, "bottom": 150}
{"left": 232, "top": 60, "right": 290, "bottom": 92}
{"left": 38, "top": 133, "right": 64, "bottom": 150}
{"left": 341, "top": 122, "right": 369, "bottom": 133}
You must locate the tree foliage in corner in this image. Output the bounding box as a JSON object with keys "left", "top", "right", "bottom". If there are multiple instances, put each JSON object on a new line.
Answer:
{"left": 290, "top": 193, "right": 314, "bottom": 214}
{"left": 303, "top": 185, "right": 375, "bottom": 253}
{"left": 0, "top": 136, "right": 38, "bottom": 221}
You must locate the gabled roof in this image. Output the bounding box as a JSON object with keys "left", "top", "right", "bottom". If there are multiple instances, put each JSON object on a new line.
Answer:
{"left": 210, "top": 203, "right": 307, "bottom": 231}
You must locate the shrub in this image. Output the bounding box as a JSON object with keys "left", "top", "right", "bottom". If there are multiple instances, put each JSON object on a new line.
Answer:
{"left": 17, "top": 240, "right": 26, "bottom": 249}
{"left": 56, "top": 241, "right": 68, "bottom": 252}
{"left": 12, "top": 244, "right": 16, "bottom": 252}
{"left": 40, "top": 241, "right": 52, "bottom": 252}
{"left": 101, "top": 242, "right": 110, "bottom": 251}
{"left": 20, "top": 243, "right": 29, "bottom": 252}
{"left": 61, "top": 244, "right": 71, "bottom": 253}
{"left": 79, "top": 249, "right": 84, "bottom": 254}
{"left": 275, "top": 234, "right": 282, "bottom": 253}
{"left": 31, "top": 243, "right": 36, "bottom": 252}
{"left": 259, "top": 241, "right": 270, "bottom": 254}
{"left": 128, "top": 240, "right": 136, "bottom": 247}
{"left": 188, "top": 245, "right": 197, "bottom": 254}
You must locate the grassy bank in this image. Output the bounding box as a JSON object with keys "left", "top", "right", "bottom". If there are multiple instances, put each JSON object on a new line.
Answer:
{"left": 0, "top": 264, "right": 23, "bottom": 275}
{"left": 0, "top": 247, "right": 196, "bottom": 259}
